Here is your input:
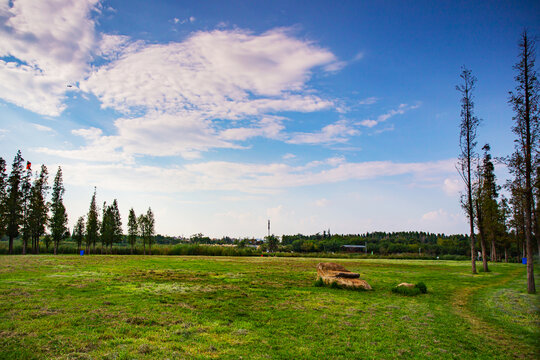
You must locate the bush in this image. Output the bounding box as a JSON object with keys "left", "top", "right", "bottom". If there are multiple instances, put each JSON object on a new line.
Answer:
{"left": 392, "top": 285, "right": 421, "bottom": 296}
{"left": 415, "top": 282, "right": 427, "bottom": 294}
{"left": 392, "top": 282, "right": 428, "bottom": 296}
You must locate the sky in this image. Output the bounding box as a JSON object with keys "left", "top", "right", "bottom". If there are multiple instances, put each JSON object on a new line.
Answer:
{"left": 0, "top": 0, "right": 539, "bottom": 238}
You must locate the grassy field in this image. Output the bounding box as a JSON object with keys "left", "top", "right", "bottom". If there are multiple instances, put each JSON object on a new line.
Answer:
{"left": 0, "top": 256, "right": 538, "bottom": 359}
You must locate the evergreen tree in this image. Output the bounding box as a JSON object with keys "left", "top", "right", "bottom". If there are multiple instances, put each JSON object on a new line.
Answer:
{"left": 128, "top": 208, "right": 138, "bottom": 255}
{"left": 100, "top": 201, "right": 109, "bottom": 253}
{"left": 6, "top": 151, "right": 24, "bottom": 254}
{"left": 137, "top": 214, "right": 147, "bottom": 255}
{"left": 112, "top": 199, "right": 122, "bottom": 252}
{"left": 509, "top": 30, "right": 539, "bottom": 293}
{"left": 49, "top": 167, "right": 68, "bottom": 255}
{"left": 86, "top": 188, "right": 99, "bottom": 254}
{"left": 480, "top": 145, "right": 502, "bottom": 262}
{"left": 28, "top": 165, "right": 49, "bottom": 254}
{"left": 20, "top": 162, "right": 32, "bottom": 255}
{"left": 73, "top": 216, "right": 85, "bottom": 253}
{"left": 457, "top": 67, "right": 481, "bottom": 274}
{"left": 146, "top": 208, "right": 155, "bottom": 255}
{"left": 0, "top": 157, "right": 7, "bottom": 239}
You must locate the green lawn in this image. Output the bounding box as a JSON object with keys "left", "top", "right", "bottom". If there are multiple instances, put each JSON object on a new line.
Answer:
{"left": 0, "top": 256, "right": 538, "bottom": 359}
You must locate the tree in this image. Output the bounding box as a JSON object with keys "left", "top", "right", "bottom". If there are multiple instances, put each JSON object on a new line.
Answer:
{"left": 6, "top": 151, "right": 24, "bottom": 255}
{"left": 266, "top": 234, "right": 279, "bottom": 252}
{"left": 86, "top": 188, "right": 99, "bottom": 254}
{"left": 479, "top": 145, "right": 503, "bottom": 262}
{"left": 49, "top": 167, "right": 68, "bottom": 255}
{"left": 138, "top": 214, "right": 147, "bottom": 255}
{"left": 112, "top": 199, "right": 122, "bottom": 253}
{"left": 509, "top": 30, "right": 539, "bottom": 294}
{"left": 100, "top": 201, "right": 110, "bottom": 254}
{"left": 20, "top": 162, "right": 33, "bottom": 255}
{"left": 28, "top": 165, "right": 49, "bottom": 254}
{"left": 128, "top": 208, "right": 138, "bottom": 255}
{"left": 73, "top": 216, "right": 85, "bottom": 253}
{"left": 145, "top": 208, "right": 155, "bottom": 255}
{"left": 0, "top": 157, "right": 7, "bottom": 240}
{"left": 457, "top": 67, "right": 481, "bottom": 274}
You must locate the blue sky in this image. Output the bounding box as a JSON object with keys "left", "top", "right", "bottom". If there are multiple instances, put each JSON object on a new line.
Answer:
{"left": 0, "top": 0, "right": 538, "bottom": 237}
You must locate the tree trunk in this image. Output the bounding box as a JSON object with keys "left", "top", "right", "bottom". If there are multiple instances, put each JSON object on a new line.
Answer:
{"left": 54, "top": 241, "right": 57, "bottom": 255}
{"left": 8, "top": 236, "right": 13, "bottom": 255}
{"left": 143, "top": 241, "right": 146, "bottom": 255}
{"left": 130, "top": 244, "right": 133, "bottom": 255}
{"left": 479, "top": 232, "right": 488, "bottom": 272}
{"left": 504, "top": 247, "right": 508, "bottom": 263}
{"left": 149, "top": 243, "right": 152, "bottom": 256}
{"left": 22, "top": 238, "right": 26, "bottom": 255}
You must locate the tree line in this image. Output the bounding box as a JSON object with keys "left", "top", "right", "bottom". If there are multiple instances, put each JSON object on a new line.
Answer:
{"left": 458, "top": 30, "right": 539, "bottom": 293}
{"left": 0, "top": 152, "right": 155, "bottom": 255}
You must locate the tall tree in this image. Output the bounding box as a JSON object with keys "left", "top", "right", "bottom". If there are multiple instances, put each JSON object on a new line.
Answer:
{"left": 457, "top": 67, "right": 481, "bottom": 274}
{"left": 100, "top": 201, "right": 109, "bottom": 254}
{"left": 86, "top": 188, "right": 99, "bottom": 254}
{"left": 49, "top": 167, "right": 68, "bottom": 255}
{"left": 473, "top": 160, "right": 489, "bottom": 272}
{"left": 127, "top": 208, "right": 138, "bottom": 255}
{"left": 28, "top": 165, "right": 49, "bottom": 254}
{"left": 73, "top": 216, "right": 85, "bottom": 253}
{"left": 509, "top": 30, "right": 539, "bottom": 294}
{"left": 112, "top": 199, "right": 122, "bottom": 253}
{"left": 0, "top": 157, "right": 7, "bottom": 240}
{"left": 6, "top": 151, "right": 24, "bottom": 255}
{"left": 137, "top": 214, "right": 147, "bottom": 255}
{"left": 145, "top": 208, "right": 155, "bottom": 255}
{"left": 480, "top": 145, "right": 502, "bottom": 262}
{"left": 20, "top": 162, "right": 33, "bottom": 255}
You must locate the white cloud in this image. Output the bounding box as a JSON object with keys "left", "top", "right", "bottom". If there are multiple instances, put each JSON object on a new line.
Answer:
{"left": 315, "top": 198, "right": 328, "bottom": 207}
{"left": 359, "top": 96, "right": 378, "bottom": 105}
{"left": 58, "top": 157, "right": 457, "bottom": 194}
{"left": 287, "top": 120, "right": 359, "bottom": 145}
{"left": 220, "top": 116, "right": 285, "bottom": 141}
{"left": 442, "top": 177, "right": 461, "bottom": 196}
{"left": 44, "top": 28, "right": 340, "bottom": 160}
{"left": 358, "top": 103, "right": 420, "bottom": 128}
{"left": 81, "top": 28, "right": 337, "bottom": 114}
{"left": 0, "top": 0, "right": 100, "bottom": 115}
{"left": 32, "top": 123, "right": 54, "bottom": 132}
{"left": 282, "top": 153, "right": 296, "bottom": 160}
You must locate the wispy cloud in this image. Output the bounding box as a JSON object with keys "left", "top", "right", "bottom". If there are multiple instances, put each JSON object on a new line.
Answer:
{"left": 32, "top": 123, "right": 54, "bottom": 132}
{"left": 287, "top": 120, "right": 359, "bottom": 145}
{"left": 358, "top": 103, "right": 420, "bottom": 128}
{"left": 359, "top": 96, "right": 378, "bottom": 105}
{"left": 58, "top": 157, "right": 457, "bottom": 194}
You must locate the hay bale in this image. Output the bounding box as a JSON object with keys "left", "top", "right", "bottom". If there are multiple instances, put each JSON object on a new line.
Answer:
{"left": 316, "top": 262, "right": 372, "bottom": 290}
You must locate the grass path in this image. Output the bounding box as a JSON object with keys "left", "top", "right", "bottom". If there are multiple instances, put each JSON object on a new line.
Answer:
{"left": 452, "top": 266, "right": 538, "bottom": 359}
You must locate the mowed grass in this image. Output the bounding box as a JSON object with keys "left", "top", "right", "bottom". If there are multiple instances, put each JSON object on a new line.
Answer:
{"left": 0, "top": 256, "right": 538, "bottom": 359}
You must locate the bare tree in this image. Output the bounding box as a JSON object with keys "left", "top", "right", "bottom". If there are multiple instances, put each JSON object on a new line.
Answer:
{"left": 457, "top": 67, "right": 481, "bottom": 274}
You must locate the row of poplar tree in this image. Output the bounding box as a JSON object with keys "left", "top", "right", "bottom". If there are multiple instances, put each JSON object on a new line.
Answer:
{"left": 0, "top": 151, "right": 155, "bottom": 255}
{"left": 457, "top": 30, "right": 539, "bottom": 294}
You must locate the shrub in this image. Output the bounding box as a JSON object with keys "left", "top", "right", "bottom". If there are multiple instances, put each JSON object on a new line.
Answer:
{"left": 392, "top": 285, "right": 421, "bottom": 296}
{"left": 415, "top": 282, "right": 427, "bottom": 294}
{"left": 314, "top": 277, "right": 324, "bottom": 287}
{"left": 392, "top": 282, "right": 428, "bottom": 296}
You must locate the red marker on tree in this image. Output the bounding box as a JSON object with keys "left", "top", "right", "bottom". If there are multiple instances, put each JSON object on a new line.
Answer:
{"left": 26, "top": 161, "right": 31, "bottom": 170}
